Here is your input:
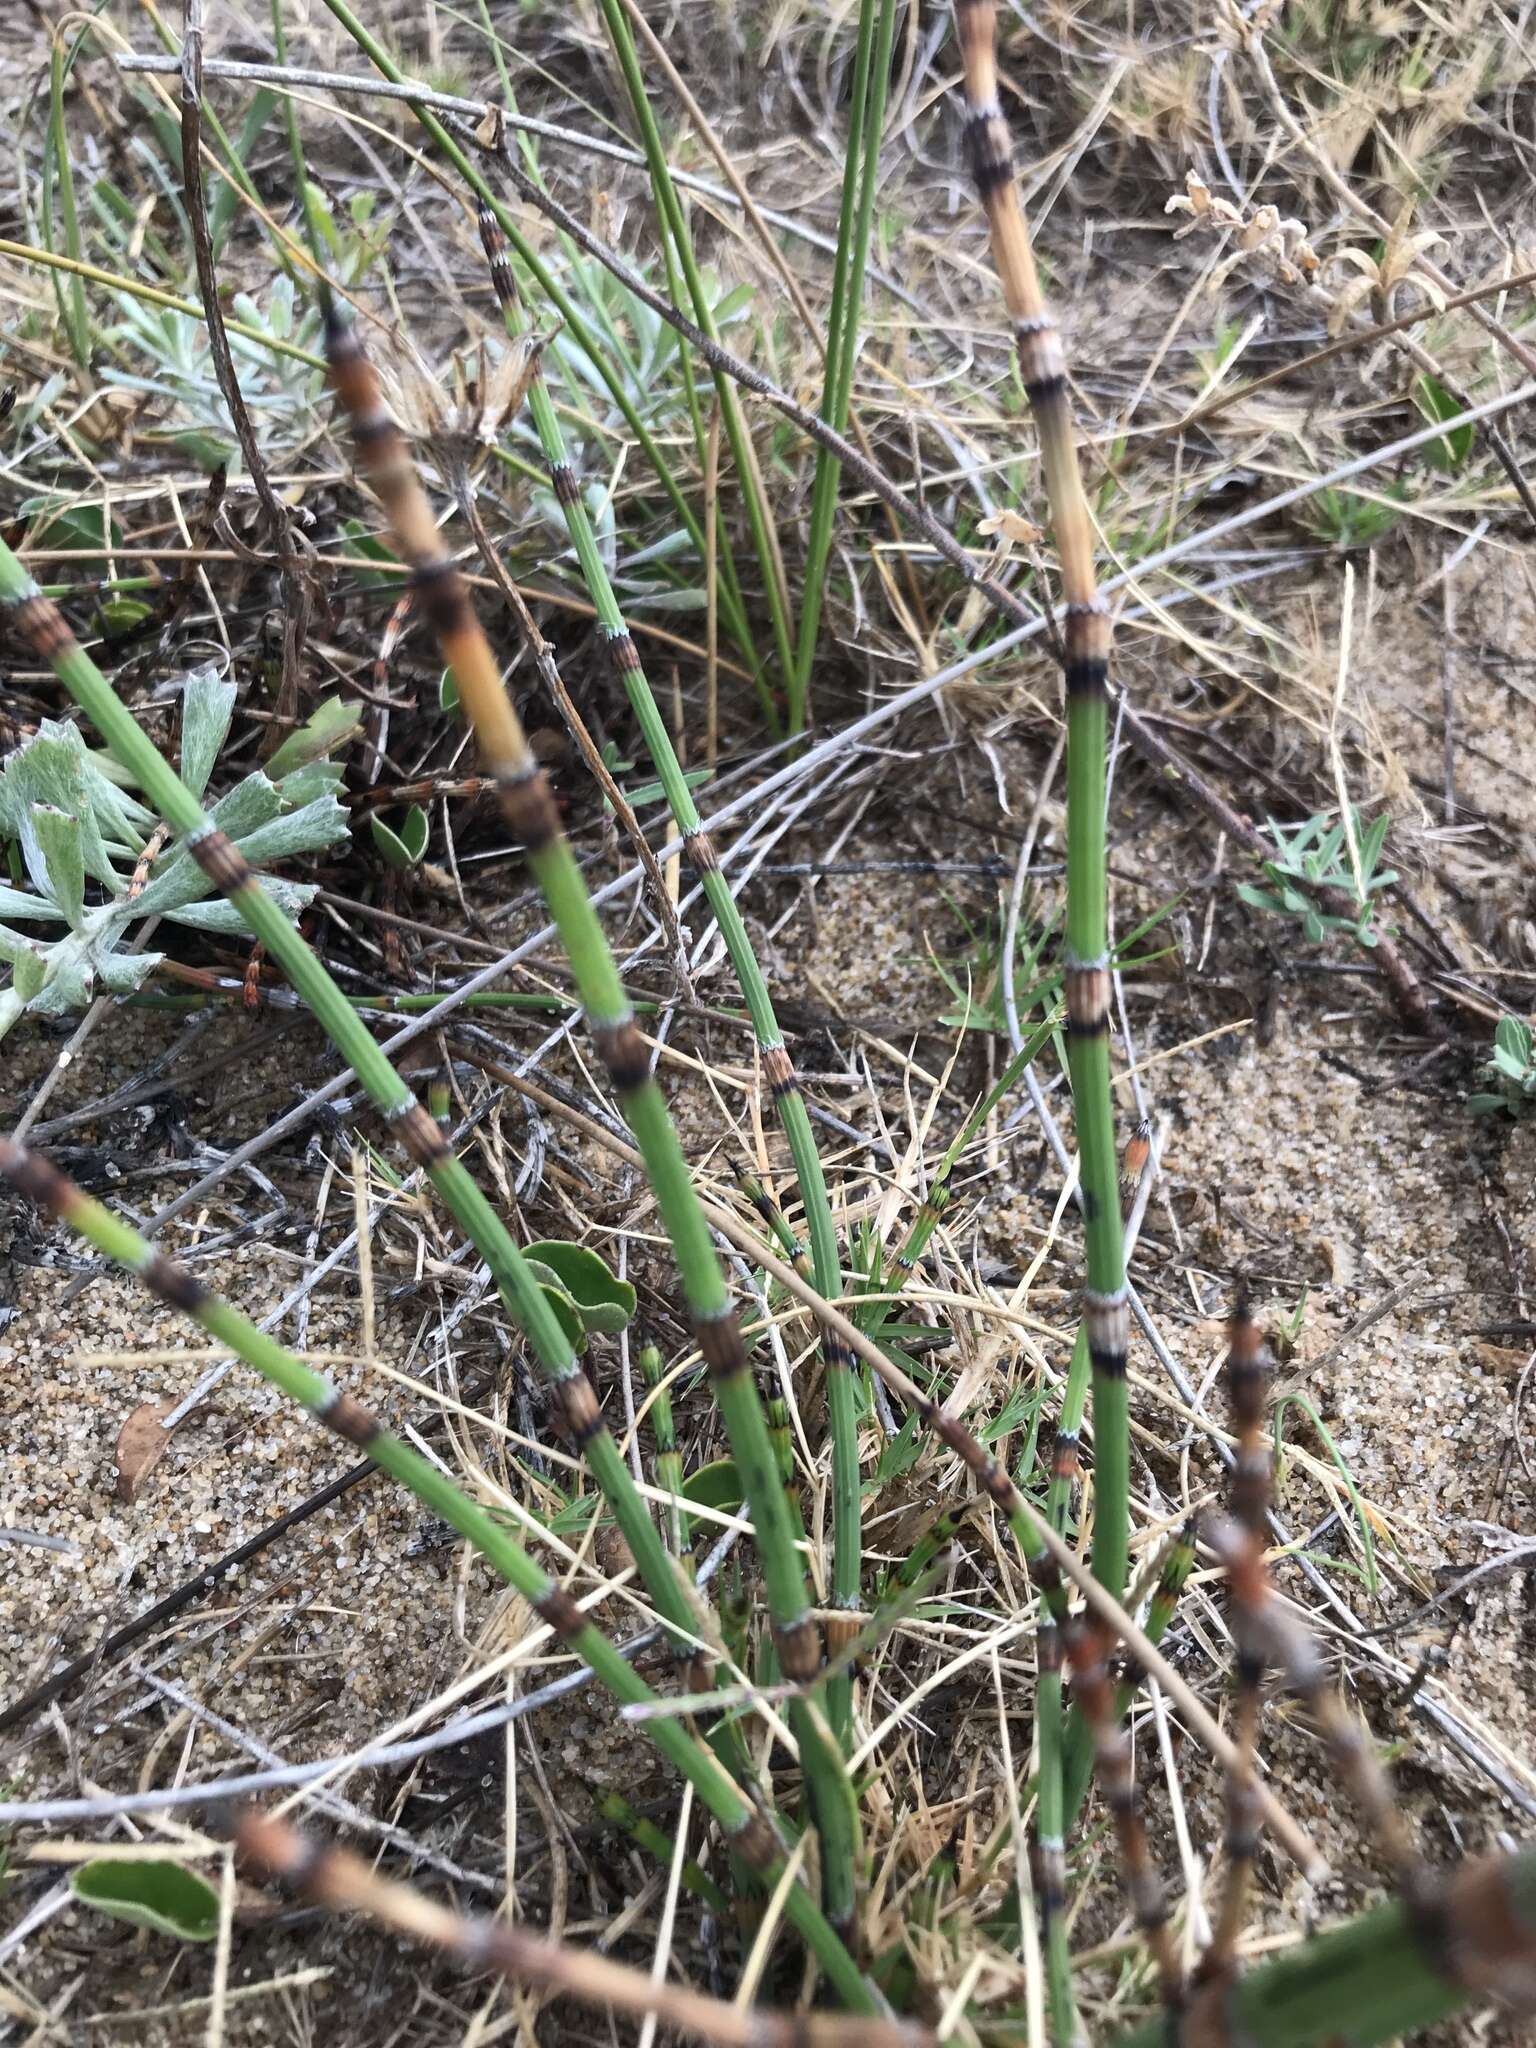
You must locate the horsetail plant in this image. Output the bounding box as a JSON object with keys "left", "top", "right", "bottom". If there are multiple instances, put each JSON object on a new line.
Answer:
{"left": 954, "top": 0, "right": 1132, "bottom": 1616}
{"left": 1080, "top": 1299, "right": 1536, "bottom": 2045}
{"left": 0, "top": 543, "right": 730, "bottom": 1701}
{"left": 0, "top": 1133, "right": 874, "bottom": 2012}
{"left": 312, "top": 0, "right": 758, "bottom": 671}
{"left": 320, "top": 299, "right": 863, "bottom": 1928}
{"left": 593, "top": 0, "right": 797, "bottom": 710}
{"left": 475, "top": 198, "right": 865, "bottom": 1760}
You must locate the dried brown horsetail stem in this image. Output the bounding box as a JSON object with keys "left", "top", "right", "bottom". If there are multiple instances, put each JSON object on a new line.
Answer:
{"left": 322, "top": 305, "right": 537, "bottom": 801}
{"left": 1065, "top": 1616, "right": 1184, "bottom": 2012}
{"left": 1201, "top": 1299, "right": 1278, "bottom": 1985}
{"left": 234, "top": 1809, "right": 931, "bottom": 2048}
{"left": 1204, "top": 1295, "right": 1426, "bottom": 1897}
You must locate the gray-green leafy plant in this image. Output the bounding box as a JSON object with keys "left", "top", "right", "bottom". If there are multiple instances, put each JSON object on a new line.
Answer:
{"left": 1469, "top": 1013, "right": 1536, "bottom": 1117}
{"left": 1236, "top": 807, "right": 1396, "bottom": 946}
{"left": 0, "top": 671, "right": 348, "bottom": 1041}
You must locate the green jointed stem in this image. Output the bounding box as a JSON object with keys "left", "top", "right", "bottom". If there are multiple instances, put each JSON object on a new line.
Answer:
{"left": 0, "top": 1134, "right": 872, "bottom": 2013}
{"left": 476, "top": 204, "right": 863, "bottom": 1764}
{"left": 954, "top": 1, "right": 1130, "bottom": 1613}
{"left": 322, "top": 308, "right": 859, "bottom": 1932}
{"left": 791, "top": 0, "right": 898, "bottom": 734}
{"left": 640, "top": 1342, "right": 692, "bottom": 1559}
{"left": 1111, "top": 1848, "right": 1536, "bottom": 2048}
{"left": 598, "top": 1790, "right": 729, "bottom": 1917}
{"left": 0, "top": 538, "right": 700, "bottom": 1675}
{"left": 311, "top": 0, "right": 755, "bottom": 667}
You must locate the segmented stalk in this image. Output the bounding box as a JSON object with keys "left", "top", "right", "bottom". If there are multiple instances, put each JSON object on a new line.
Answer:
{"left": 954, "top": 0, "right": 1131, "bottom": 1607}
{"left": 322, "top": 307, "right": 861, "bottom": 1927}
{"left": 1065, "top": 1617, "right": 1182, "bottom": 2014}
{"left": 0, "top": 538, "right": 697, "bottom": 1676}
{"left": 1060, "top": 1518, "right": 1195, "bottom": 1822}
{"left": 1123, "top": 1848, "right": 1536, "bottom": 2048}
{"left": 1202, "top": 1304, "right": 1276, "bottom": 1985}
{"left": 639, "top": 1341, "right": 692, "bottom": 1561}
{"left": 0, "top": 1136, "right": 872, "bottom": 2011}
{"left": 476, "top": 202, "right": 863, "bottom": 1770}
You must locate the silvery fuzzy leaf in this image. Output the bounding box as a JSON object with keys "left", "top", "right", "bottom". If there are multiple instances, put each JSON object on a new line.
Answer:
{"left": 27, "top": 951, "right": 93, "bottom": 1015}
{"left": 96, "top": 950, "right": 162, "bottom": 993}
{"left": 2, "top": 726, "right": 120, "bottom": 887}
{"left": 30, "top": 805, "right": 85, "bottom": 929}
{"left": 180, "top": 669, "right": 236, "bottom": 801}
{"left": 234, "top": 794, "right": 348, "bottom": 866}
{"left": 206, "top": 770, "right": 286, "bottom": 841}
{"left": 10, "top": 943, "right": 47, "bottom": 1002}
{"left": 0, "top": 885, "right": 66, "bottom": 923}
{"left": 166, "top": 878, "right": 317, "bottom": 931}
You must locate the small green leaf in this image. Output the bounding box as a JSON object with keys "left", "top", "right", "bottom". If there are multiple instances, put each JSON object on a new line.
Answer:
{"left": 12, "top": 944, "right": 47, "bottom": 1002}
{"left": 1467, "top": 1093, "right": 1510, "bottom": 1117}
{"left": 98, "top": 596, "right": 154, "bottom": 636}
{"left": 1494, "top": 1015, "right": 1532, "bottom": 1063}
{"left": 370, "top": 804, "right": 429, "bottom": 870}
{"left": 524, "top": 1240, "right": 637, "bottom": 1333}
{"left": 438, "top": 668, "right": 460, "bottom": 716}
{"left": 1413, "top": 374, "right": 1473, "bottom": 474}
{"left": 31, "top": 805, "right": 84, "bottom": 929}
{"left": 71, "top": 1859, "right": 220, "bottom": 1942}
{"left": 264, "top": 697, "right": 361, "bottom": 778}
{"left": 682, "top": 1458, "right": 742, "bottom": 1514}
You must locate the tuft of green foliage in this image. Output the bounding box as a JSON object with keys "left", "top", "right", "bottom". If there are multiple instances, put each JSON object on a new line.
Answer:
{"left": 1469, "top": 1013, "right": 1536, "bottom": 1118}
{"left": 0, "top": 675, "right": 351, "bottom": 1041}
{"left": 1236, "top": 808, "right": 1396, "bottom": 947}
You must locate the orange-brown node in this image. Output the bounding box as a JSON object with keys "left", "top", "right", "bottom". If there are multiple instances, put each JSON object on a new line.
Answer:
{"left": 186, "top": 827, "right": 254, "bottom": 897}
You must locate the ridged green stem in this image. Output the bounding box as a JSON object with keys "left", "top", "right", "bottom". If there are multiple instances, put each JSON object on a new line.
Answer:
{"left": 1110, "top": 1849, "right": 1536, "bottom": 2048}
{"left": 477, "top": 215, "right": 861, "bottom": 1785}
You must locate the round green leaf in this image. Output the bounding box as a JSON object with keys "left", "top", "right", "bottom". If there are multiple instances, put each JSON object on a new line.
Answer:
{"left": 681, "top": 1458, "right": 741, "bottom": 1514}
{"left": 71, "top": 1858, "right": 220, "bottom": 1941}
{"left": 524, "top": 1240, "right": 636, "bottom": 1333}
{"left": 370, "top": 804, "right": 428, "bottom": 870}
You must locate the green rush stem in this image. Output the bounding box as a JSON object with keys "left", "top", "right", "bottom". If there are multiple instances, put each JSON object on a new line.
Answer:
{"left": 47, "top": 38, "right": 90, "bottom": 368}
{"left": 312, "top": 0, "right": 756, "bottom": 669}
{"left": 1112, "top": 1849, "right": 1536, "bottom": 2048}
{"left": 597, "top": 1790, "right": 729, "bottom": 1917}
{"left": 323, "top": 312, "right": 860, "bottom": 1933}
{"left": 0, "top": 1135, "right": 873, "bottom": 2013}
{"left": 478, "top": 206, "right": 861, "bottom": 1770}
{"left": 593, "top": 0, "right": 796, "bottom": 712}
{"left": 1034, "top": 1629, "right": 1078, "bottom": 2046}
{"left": 954, "top": 0, "right": 1130, "bottom": 1615}
{"left": 791, "top": 0, "right": 897, "bottom": 736}
{"left": 736, "top": 1163, "right": 811, "bottom": 1281}
{"left": 0, "top": 537, "right": 705, "bottom": 1680}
